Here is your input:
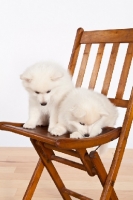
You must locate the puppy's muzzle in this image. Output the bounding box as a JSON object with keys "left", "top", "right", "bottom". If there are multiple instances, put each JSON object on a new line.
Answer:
{"left": 41, "top": 102, "right": 47, "bottom": 106}
{"left": 84, "top": 133, "right": 90, "bottom": 137}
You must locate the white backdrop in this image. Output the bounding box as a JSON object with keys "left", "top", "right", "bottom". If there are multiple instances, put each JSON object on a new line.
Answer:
{"left": 0, "top": 0, "right": 133, "bottom": 147}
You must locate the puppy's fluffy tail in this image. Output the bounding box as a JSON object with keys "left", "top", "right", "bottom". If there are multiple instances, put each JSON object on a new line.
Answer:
{"left": 98, "top": 143, "right": 109, "bottom": 154}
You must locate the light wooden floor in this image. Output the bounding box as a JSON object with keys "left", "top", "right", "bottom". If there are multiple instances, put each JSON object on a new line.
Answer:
{"left": 0, "top": 147, "right": 133, "bottom": 200}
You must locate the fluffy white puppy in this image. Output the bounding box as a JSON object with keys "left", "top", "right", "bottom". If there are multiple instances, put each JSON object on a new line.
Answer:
{"left": 51, "top": 88, "right": 118, "bottom": 152}
{"left": 20, "top": 62, "right": 74, "bottom": 131}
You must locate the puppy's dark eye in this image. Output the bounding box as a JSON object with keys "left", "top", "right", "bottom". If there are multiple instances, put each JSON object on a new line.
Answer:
{"left": 80, "top": 122, "right": 85, "bottom": 126}
{"left": 35, "top": 91, "right": 40, "bottom": 94}
{"left": 46, "top": 90, "right": 51, "bottom": 93}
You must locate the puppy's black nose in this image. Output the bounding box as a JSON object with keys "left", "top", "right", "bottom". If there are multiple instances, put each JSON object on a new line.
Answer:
{"left": 41, "top": 102, "right": 47, "bottom": 106}
{"left": 84, "top": 133, "right": 90, "bottom": 137}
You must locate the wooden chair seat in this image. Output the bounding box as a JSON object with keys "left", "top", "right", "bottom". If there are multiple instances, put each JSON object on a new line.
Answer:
{"left": 0, "top": 122, "right": 121, "bottom": 149}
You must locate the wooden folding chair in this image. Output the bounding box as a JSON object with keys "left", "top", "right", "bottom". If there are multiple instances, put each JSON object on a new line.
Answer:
{"left": 0, "top": 28, "right": 133, "bottom": 200}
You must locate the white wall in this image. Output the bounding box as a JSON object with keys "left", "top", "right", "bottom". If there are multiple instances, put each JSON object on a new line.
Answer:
{"left": 0, "top": 0, "right": 133, "bottom": 147}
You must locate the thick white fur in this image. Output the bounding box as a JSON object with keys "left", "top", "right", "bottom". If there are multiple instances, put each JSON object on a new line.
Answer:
{"left": 51, "top": 88, "right": 118, "bottom": 153}
{"left": 21, "top": 62, "right": 118, "bottom": 154}
{"left": 20, "top": 62, "right": 74, "bottom": 131}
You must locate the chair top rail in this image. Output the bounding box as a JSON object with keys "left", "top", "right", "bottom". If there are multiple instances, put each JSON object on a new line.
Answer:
{"left": 81, "top": 28, "right": 133, "bottom": 44}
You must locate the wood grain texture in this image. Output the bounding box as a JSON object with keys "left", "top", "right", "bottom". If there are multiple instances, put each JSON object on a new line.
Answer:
{"left": 81, "top": 29, "right": 133, "bottom": 43}
{"left": 0, "top": 148, "right": 132, "bottom": 200}
{"left": 115, "top": 43, "right": 133, "bottom": 99}
{"left": 88, "top": 43, "right": 105, "bottom": 89}
{"left": 76, "top": 44, "right": 91, "bottom": 87}
{"left": 68, "top": 28, "right": 84, "bottom": 76}
{"left": 0, "top": 28, "right": 133, "bottom": 200}
{"left": 101, "top": 43, "right": 119, "bottom": 95}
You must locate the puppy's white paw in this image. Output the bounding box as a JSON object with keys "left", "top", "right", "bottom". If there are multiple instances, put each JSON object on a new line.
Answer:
{"left": 70, "top": 132, "right": 83, "bottom": 139}
{"left": 48, "top": 126, "right": 54, "bottom": 133}
{"left": 50, "top": 124, "right": 66, "bottom": 136}
{"left": 48, "top": 122, "right": 57, "bottom": 133}
{"left": 98, "top": 144, "right": 109, "bottom": 155}
{"left": 89, "top": 126, "right": 102, "bottom": 137}
{"left": 23, "top": 122, "right": 36, "bottom": 129}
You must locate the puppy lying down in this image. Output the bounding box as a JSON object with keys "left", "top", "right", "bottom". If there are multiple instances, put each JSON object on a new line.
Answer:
{"left": 50, "top": 87, "right": 118, "bottom": 153}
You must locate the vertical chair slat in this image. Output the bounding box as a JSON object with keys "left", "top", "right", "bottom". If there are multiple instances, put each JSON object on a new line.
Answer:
{"left": 76, "top": 44, "right": 91, "bottom": 87}
{"left": 89, "top": 43, "right": 105, "bottom": 89}
{"left": 115, "top": 43, "right": 133, "bottom": 99}
{"left": 101, "top": 43, "right": 120, "bottom": 95}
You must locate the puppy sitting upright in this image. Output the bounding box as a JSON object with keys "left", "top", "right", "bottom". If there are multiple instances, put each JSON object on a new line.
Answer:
{"left": 20, "top": 62, "right": 74, "bottom": 131}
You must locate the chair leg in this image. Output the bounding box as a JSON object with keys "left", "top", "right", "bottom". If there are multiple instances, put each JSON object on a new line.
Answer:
{"left": 31, "top": 139, "right": 72, "bottom": 200}
{"left": 77, "top": 149, "right": 96, "bottom": 176}
{"left": 89, "top": 151, "right": 118, "bottom": 200}
{"left": 23, "top": 158, "right": 44, "bottom": 200}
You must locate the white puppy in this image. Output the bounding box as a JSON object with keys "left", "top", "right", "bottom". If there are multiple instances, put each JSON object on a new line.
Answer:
{"left": 20, "top": 62, "right": 74, "bottom": 131}
{"left": 51, "top": 88, "right": 118, "bottom": 153}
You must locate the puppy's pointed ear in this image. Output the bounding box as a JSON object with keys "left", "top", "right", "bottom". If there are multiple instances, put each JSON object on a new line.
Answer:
{"left": 20, "top": 73, "right": 32, "bottom": 83}
{"left": 70, "top": 106, "right": 86, "bottom": 118}
{"left": 51, "top": 71, "right": 63, "bottom": 81}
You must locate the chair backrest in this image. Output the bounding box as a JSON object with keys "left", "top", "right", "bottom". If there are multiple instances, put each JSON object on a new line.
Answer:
{"left": 68, "top": 28, "right": 133, "bottom": 109}
{"left": 67, "top": 29, "right": 133, "bottom": 178}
